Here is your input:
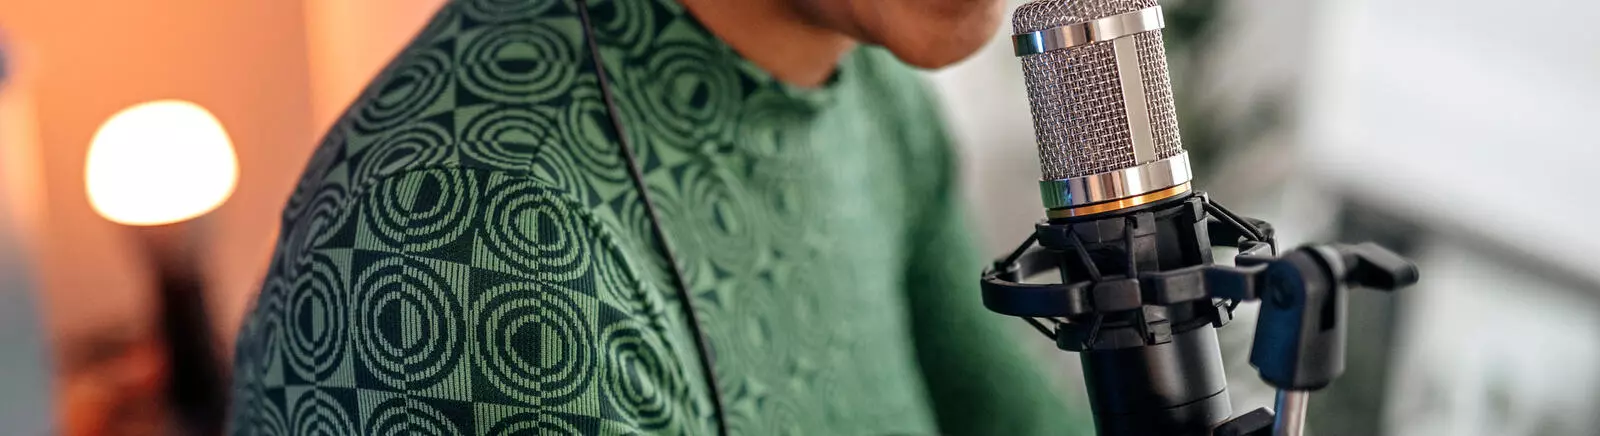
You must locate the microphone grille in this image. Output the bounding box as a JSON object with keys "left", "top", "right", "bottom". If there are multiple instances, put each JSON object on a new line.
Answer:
{"left": 1013, "top": 0, "right": 1183, "bottom": 180}
{"left": 1013, "top": 0, "right": 1152, "bottom": 34}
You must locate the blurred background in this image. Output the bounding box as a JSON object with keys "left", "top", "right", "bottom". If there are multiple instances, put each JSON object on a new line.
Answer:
{"left": 0, "top": 0, "right": 1595, "bottom": 435}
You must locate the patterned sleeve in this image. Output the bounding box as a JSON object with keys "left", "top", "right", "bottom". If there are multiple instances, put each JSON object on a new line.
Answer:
{"left": 229, "top": 166, "right": 697, "bottom": 435}
{"left": 898, "top": 91, "right": 1095, "bottom": 436}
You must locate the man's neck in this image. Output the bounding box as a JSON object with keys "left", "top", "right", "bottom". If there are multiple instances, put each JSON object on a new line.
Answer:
{"left": 678, "top": 0, "right": 856, "bottom": 88}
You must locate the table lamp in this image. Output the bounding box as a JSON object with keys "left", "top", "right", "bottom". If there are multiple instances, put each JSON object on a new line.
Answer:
{"left": 86, "top": 99, "right": 237, "bottom": 435}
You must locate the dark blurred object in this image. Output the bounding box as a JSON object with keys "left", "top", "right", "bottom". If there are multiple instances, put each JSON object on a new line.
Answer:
{"left": 1301, "top": 199, "right": 1422, "bottom": 436}
{"left": 50, "top": 221, "right": 232, "bottom": 436}
{"left": 132, "top": 223, "right": 226, "bottom": 436}
{"left": 55, "top": 223, "right": 229, "bottom": 436}
{"left": 1162, "top": 0, "right": 1289, "bottom": 177}
{"left": 1161, "top": 0, "right": 1221, "bottom": 49}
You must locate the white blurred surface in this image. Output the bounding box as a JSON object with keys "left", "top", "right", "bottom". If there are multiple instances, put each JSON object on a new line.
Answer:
{"left": 1301, "top": 0, "right": 1600, "bottom": 283}
{"left": 1385, "top": 238, "right": 1600, "bottom": 436}
{"left": 1300, "top": 2, "right": 1600, "bottom": 430}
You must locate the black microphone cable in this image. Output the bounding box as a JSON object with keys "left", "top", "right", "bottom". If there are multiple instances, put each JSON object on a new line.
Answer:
{"left": 573, "top": 2, "right": 730, "bottom": 435}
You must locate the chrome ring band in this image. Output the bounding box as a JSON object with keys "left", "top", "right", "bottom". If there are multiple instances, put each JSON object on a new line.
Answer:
{"left": 1039, "top": 152, "right": 1192, "bottom": 210}
{"left": 1012, "top": 6, "right": 1165, "bottom": 56}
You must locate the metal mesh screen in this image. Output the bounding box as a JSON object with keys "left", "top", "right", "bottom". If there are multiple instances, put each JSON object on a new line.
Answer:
{"left": 1013, "top": 0, "right": 1184, "bottom": 180}
{"left": 1020, "top": 42, "right": 1135, "bottom": 179}
{"left": 1136, "top": 31, "right": 1184, "bottom": 160}
{"left": 1012, "top": 0, "right": 1156, "bottom": 34}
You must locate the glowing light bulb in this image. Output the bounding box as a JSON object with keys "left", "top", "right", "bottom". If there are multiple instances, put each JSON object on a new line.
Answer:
{"left": 86, "top": 100, "right": 238, "bottom": 226}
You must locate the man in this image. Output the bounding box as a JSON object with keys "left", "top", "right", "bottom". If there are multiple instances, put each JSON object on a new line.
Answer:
{"left": 229, "top": 0, "right": 1088, "bottom": 434}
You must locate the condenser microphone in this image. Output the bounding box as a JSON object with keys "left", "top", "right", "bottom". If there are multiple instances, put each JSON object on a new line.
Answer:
{"left": 1012, "top": 0, "right": 1191, "bottom": 219}
{"left": 1007, "top": 0, "right": 1231, "bottom": 434}
{"left": 984, "top": 3, "right": 1421, "bottom": 436}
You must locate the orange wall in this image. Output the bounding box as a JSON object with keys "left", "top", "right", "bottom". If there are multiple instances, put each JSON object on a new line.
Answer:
{"left": 0, "top": 41, "right": 44, "bottom": 257}
{"left": 0, "top": 0, "right": 315, "bottom": 347}
{"left": 0, "top": 0, "right": 443, "bottom": 351}
{"left": 0, "top": 0, "right": 442, "bottom": 430}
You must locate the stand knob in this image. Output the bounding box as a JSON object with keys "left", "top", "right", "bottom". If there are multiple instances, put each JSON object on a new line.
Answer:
{"left": 1338, "top": 242, "right": 1420, "bottom": 291}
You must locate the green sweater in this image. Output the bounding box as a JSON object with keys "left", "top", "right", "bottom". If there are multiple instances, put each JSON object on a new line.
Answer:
{"left": 228, "top": 0, "right": 1085, "bottom": 434}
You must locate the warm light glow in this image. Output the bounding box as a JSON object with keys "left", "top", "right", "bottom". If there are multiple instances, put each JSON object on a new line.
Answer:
{"left": 86, "top": 100, "right": 238, "bottom": 226}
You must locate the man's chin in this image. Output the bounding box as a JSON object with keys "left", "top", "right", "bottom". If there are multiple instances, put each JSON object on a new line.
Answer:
{"left": 886, "top": 45, "right": 984, "bottom": 70}
{"left": 864, "top": 5, "right": 1003, "bottom": 70}
{"left": 877, "top": 32, "right": 994, "bottom": 70}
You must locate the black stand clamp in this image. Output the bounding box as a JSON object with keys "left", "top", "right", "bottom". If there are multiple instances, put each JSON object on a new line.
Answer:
{"left": 980, "top": 193, "right": 1419, "bottom": 436}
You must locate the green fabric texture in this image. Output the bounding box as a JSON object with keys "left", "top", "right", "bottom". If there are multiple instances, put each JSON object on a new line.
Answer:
{"left": 228, "top": 0, "right": 1087, "bottom": 434}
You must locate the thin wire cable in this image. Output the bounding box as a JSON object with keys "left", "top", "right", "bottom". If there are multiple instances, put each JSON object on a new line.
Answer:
{"left": 1204, "top": 197, "right": 1265, "bottom": 242}
{"left": 1023, "top": 317, "right": 1057, "bottom": 340}
{"left": 574, "top": 2, "right": 729, "bottom": 434}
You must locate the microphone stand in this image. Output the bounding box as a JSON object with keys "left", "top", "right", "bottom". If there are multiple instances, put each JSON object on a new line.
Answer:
{"left": 981, "top": 192, "right": 1418, "bottom": 436}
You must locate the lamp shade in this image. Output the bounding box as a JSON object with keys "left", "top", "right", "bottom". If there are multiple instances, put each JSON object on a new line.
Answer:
{"left": 85, "top": 100, "right": 237, "bottom": 226}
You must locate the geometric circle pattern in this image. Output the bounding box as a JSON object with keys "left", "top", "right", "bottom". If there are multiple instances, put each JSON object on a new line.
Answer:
{"left": 289, "top": 390, "right": 355, "bottom": 436}
{"left": 361, "top": 168, "right": 479, "bottom": 251}
{"left": 367, "top": 397, "right": 465, "bottom": 435}
{"left": 352, "top": 47, "right": 453, "bottom": 135}
{"left": 599, "top": 323, "right": 683, "bottom": 430}
{"left": 284, "top": 253, "right": 348, "bottom": 381}
{"left": 458, "top": 23, "right": 577, "bottom": 104}
{"left": 229, "top": 0, "right": 1082, "bottom": 435}
{"left": 471, "top": 280, "right": 596, "bottom": 406}
{"left": 352, "top": 259, "right": 465, "bottom": 391}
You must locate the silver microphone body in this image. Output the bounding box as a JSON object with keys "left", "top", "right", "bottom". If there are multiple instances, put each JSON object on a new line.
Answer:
{"left": 1009, "top": 2, "right": 1233, "bottom": 435}
{"left": 1013, "top": 0, "right": 1193, "bottom": 218}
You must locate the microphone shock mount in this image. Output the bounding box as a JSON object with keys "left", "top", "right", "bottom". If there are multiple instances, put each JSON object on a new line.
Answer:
{"left": 981, "top": 191, "right": 1419, "bottom": 436}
